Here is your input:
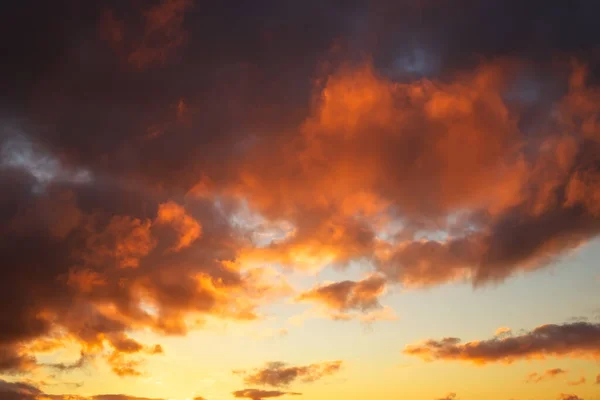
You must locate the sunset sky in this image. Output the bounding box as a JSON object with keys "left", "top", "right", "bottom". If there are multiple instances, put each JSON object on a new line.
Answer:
{"left": 1, "top": 1, "right": 600, "bottom": 400}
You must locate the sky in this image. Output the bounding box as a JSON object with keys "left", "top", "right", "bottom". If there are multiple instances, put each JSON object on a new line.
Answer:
{"left": 1, "top": 1, "right": 600, "bottom": 400}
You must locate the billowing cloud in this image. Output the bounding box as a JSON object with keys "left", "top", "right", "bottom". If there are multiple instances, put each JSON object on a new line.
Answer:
{"left": 232, "top": 389, "right": 301, "bottom": 400}
{"left": 241, "top": 360, "right": 342, "bottom": 387}
{"left": 0, "top": 167, "right": 288, "bottom": 376}
{"left": 526, "top": 368, "right": 567, "bottom": 383}
{"left": 404, "top": 322, "right": 600, "bottom": 364}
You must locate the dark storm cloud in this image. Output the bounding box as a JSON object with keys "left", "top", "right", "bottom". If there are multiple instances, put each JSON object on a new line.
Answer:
{"left": 0, "top": 0, "right": 364, "bottom": 190}
{"left": 365, "top": 0, "right": 600, "bottom": 79}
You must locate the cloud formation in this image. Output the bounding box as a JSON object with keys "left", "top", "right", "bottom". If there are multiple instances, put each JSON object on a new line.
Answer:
{"left": 232, "top": 389, "right": 301, "bottom": 400}
{"left": 296, "top": 276, "right": 387, "bottom": 320}
{"left": 2, "top": 0, "right": 600, "bottom": 397}
{"left": 558, "top": 395, "right": 583, "bottom": 400}
{"left": 404, "top": 322, "right": 600, "bottom": 364}
{"left": 241, "top": 361, "right": 343, "bottom": 387}
{"left": 526, "top": 368, "right": 567, "bottom": 383}
{"left": 0, "top": 379, "right": 165, "bottom": 400}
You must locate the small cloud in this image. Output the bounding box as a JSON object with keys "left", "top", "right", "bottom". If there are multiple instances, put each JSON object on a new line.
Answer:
{"left": 232, "top": 389, "right": 301, "bottom": 400}
{"left": 241, "top": 360, "right": 342, "bottom": 387}
{"left": 526, "top": 368, "right": 567, "bottom": 383}
{"left": 494, "top": 327, "right": 512, "bottom": 337}
{"left": 567, "top": 377, "right": 586, "bottom": 386}
{"left": 558, "top": 394, "right": 583, "bottom": 400}
{"left": 436, "top": 393, "right": 457, "bottom": 400}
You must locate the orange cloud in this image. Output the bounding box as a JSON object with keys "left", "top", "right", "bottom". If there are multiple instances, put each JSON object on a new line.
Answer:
{"left": 155, "top": 201, "right": 202, "bottom": 251}
{"left": 211, "top": 59, "right": 600, "bottom": 291}
{"left": 241, "top": 360, "right": 342, "bottom": 387}
{"left": 107, "top": 351, "right": 143, "bottom": 378}
{"left": 80, "top": 215, "right": 155, "bottom": 269}
{"left": 404, "top": 322, "right": 600, "bottom": 364}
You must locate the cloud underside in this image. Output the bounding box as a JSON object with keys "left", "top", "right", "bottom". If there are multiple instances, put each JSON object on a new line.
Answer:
{"left": 241, "top": 360, "right": 342, "bottom": 387}
{"left": 2, "top": 0, "right": 600, "bottom": 395}
{"left": 0, "top": 379, "right": 166, "bottom": 400}
{"left": 233, "top": 389, "right": 301, "bottom": 400}
{"left": 404, "top": 322, "right": 600, "bottom": 364}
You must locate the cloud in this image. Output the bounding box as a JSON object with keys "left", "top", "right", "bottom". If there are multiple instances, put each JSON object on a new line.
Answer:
{"left": 404, "top": 321, "right": 600, "bottom": 364}
{"left": 526, "top": 368, "right": 567, "bottom": 383}
{"left": 558, "top": 395, "right": 583, "bottom": 400}
{"left": 296, "top": 275, "right": 387, "bottom": 319}
{"left": 107, "top": 351, "right": 144, "bottom": 378}
{"left": 0, "top": 379, "right": 165, "bottom": 400}
{"left": 0, "top": 379, "right": 41, "bottom": 400}
{"left": 495, "top": 327, "right": 512, "bottom": 338}
{"left": 101, "top": 0, "right": 195, "bottom": 69}
{"left": 232, "top": 389, "right": 301, "bottom": 400}
{"left": 596, "top": 373, "right": 600, "bottom": 384}
{"left": 43, "top": 351, "right": 92, "bottom": 372}
{"left": 567, "top": 376, "right": 586, "bottom": 386}
{"left": 0, "top": 344, "right": 37, "bottom": 375}
{"left": 436, "top": 394, "right": 457, "bottom": 400}
{"left": 241, "top": 360, "right": 342, "bottom": 387}
{"left": 155, "top": 201, "right": 202, "bottom": 251}
{"left": 0, "top": 168, "right": 285, "bottom": 376}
